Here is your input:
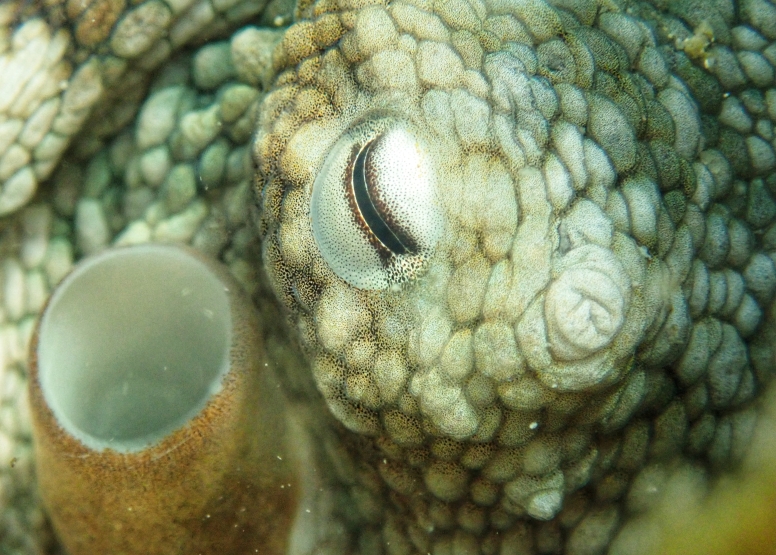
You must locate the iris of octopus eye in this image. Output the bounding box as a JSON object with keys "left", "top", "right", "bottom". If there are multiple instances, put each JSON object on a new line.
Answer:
{"left": 350, "top": 137, "right": 417, "bottom": 256}
{"left": 310, "top": 119, "right": 443, "bottom": 290}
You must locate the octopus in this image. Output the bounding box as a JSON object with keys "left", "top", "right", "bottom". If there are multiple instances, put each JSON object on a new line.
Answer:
{"left": 1, "top": 0, "right": 776, "bottom": 553}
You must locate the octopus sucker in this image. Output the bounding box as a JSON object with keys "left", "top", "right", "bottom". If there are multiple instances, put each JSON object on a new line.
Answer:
{"left": 1, "top": 0, "right": 776, "bottom": 553}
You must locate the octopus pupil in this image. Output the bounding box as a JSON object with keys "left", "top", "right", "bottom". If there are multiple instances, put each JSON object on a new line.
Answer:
{"left": 352, "top": 139, "right": 411, "bottom": 256}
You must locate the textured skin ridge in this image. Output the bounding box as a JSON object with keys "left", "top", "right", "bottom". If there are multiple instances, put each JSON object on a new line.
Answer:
{"left": 0, "top": 0, "right": 775, "bottom": 553}
{"left": 0, "top": 0, "right": 273, "bottom": 215}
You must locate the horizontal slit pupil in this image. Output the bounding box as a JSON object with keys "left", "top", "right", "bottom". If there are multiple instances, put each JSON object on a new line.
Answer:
{"left": 352, "top": 140, "right": 411, "bottom": 256}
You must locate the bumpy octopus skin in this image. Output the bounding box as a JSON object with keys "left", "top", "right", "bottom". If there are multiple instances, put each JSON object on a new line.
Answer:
{"left": 1, "top": 0, "right": 776, "bottom": 553}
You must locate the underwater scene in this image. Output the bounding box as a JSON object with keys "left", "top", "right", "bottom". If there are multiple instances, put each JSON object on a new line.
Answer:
{"left": 1, "top": 0, "right": 776, "bottom": 553}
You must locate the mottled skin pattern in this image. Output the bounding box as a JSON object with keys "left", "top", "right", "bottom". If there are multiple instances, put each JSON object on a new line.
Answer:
{"left": 0, "top": 0, "right": 284, "bottom": 215}
{"left": 0, "top": 0, "right": 776, "bottom": 553}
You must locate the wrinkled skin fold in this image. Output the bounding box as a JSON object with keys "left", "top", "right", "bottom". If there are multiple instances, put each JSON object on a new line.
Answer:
{"left": 1, "top": 0, "right": 776, "bottom": 553}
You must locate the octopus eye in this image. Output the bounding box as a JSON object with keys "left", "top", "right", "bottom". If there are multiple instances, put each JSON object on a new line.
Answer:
{"left": 311, "top": 120, "right": 443, "bottom": 290}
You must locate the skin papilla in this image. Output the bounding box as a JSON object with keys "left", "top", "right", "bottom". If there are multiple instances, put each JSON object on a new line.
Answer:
{"left": 1, "top": 0, "right": 776, "bottom": 553}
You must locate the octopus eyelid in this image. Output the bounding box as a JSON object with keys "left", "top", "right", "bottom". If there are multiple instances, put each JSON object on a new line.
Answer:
{"left": 351, "top": 139, "right": 412, "bottom": 256}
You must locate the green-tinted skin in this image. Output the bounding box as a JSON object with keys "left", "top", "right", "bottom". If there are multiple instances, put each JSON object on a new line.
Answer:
{"left": 2, "top": 0, "right": 776, "bottom": 553}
